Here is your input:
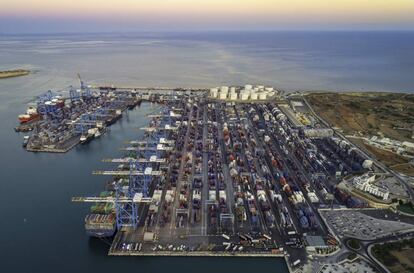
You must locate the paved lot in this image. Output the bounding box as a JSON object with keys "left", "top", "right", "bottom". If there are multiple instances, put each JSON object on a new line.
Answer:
{"left": 318, "top": 258, "right": 377, "bottom": 273}
{"left": 320, "top": 209, "right": 414, "bottom": 240}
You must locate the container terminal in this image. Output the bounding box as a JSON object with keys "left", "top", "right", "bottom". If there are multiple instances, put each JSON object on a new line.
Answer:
{"left": 67, "top": 84, "right": 414, "bottom": 271}
{"left": 15, "top": 75, "right": 145, "bottom": 152}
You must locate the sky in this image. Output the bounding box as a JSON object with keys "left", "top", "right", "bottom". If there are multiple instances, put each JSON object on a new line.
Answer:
{"left": 1, "top": 0, "right": 414, "bottom": 33}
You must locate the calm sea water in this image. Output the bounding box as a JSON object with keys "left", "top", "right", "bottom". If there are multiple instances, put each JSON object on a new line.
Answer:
{"left": 1, "top": 31, "right": 414, "bottom": 92}
{"left": 0, "top": 31, "right": 413, "bottom": 273}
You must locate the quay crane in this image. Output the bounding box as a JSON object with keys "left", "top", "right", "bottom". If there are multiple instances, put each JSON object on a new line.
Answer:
{"left": 72, "top": 103, "right": 182, "bottom": 231}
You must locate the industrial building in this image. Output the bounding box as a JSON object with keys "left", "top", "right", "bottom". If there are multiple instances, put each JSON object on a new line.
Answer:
{"left": 352, "top": 173, "right": 390, "bottom": 200}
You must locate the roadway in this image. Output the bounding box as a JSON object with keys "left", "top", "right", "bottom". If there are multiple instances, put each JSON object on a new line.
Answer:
{"left": 301, "top": 93, "right": 414, "bottom": 202}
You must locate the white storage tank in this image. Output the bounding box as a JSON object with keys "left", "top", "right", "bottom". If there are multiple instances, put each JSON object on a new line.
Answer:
{"left": 265, "top": 87, "right": 274, "bottom": 92}
{"left": 250, "top": 93, "right": 258, "bottom": 100}
{"left": 259, "top": 92, "right": 267, "bottom": 100}
{"left": 241, "top": 93, "right": 249, "bottom": 100}
{"left": 244, "top": 84, "right": 252, "bottom": 90}
{"left": 210, "top": 88, "right": 219, "bottom": 97}
{"left": 230, "top": 87, "right": 236, "bottom": 93}
{"left": 257, "top": 85, "right": 264, "bottom": 90}
{"left": 230, "top": 93, "right": 238, "bottom": 100}
{"left": 219, "top": 92, "right": 227, "bottom": 100}
{"left": 220, "top": 86, "right": 229, "bottom": 93}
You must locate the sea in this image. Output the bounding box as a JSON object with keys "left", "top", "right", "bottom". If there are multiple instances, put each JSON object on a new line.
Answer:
{"left": 0, "top": 31, "right": 413, "bottom": 273}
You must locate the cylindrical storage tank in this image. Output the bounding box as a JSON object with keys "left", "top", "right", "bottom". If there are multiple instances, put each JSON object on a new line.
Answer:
{"left": 250, "top": 93, "right": 258, "bottom": 100}
{"left": 241, "top": 93, "right": 249, "bottom": 100}
{"left": 244, "top": 84, "right": 252, "bottom": 90}
{"left": 219, "top": 92, "right": 227, "bottom": 100}
{"left": 210, "top": 88, "right": 219, "bottom": 97}
{"left": 259, "top": 92, "right": 267, "bottom": 100}
{"left": 230, "top": 87, "right": 236, "bottom": 93}
{"left": 230, "top": 93, "right": 238, "bottom": 100}
{"left": 265, "top": 87, "right": 274, "bottom": 92}
{"left": 257, "top": 85, "right": 264, "bottom": 90}
{"left": 220, "top": 86, "right": 229, "bottom": 93}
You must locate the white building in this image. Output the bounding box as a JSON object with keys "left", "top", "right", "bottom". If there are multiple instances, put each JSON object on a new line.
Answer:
{"left": 402, "top": 141, "right": 414, "bottom": 153}
{"left": 352, "top": 173, "right": 389, "bottom": 200}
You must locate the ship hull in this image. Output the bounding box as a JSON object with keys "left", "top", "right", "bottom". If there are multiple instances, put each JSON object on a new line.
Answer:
{"left": 85, "top": 229, "right": 116, "bottom": 237}
{"left": 18, "top": 114, "right": 40, "bottom": 124}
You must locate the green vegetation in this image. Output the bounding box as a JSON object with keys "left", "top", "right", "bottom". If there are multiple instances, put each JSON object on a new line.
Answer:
{"left": 347, "top": 252, "right": 357, "bottom": 260}
{"left": 0, "top": 69, "right": 30, "bottom": 79}
{"left": 306, "top": 92, "right": 414, "bottom": 176}
{"left": 372, "top": 239, "right": 414, "bottom": 273}
{"left": 397, "top": 202, "right": 414, "bottom": 215}
{"left": 347, "top": 239, "right": 361, "bottom": 250}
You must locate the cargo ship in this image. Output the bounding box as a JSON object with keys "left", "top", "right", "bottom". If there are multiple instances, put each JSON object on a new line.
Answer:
{"left": 84, "top": 213, "right": 116, "bottom": 237}
{"left": 85, "top": 191, "right": 116, "bottom": 237}
{"left": 18, "top": 106, "right": 40, "bottom": 124}
{"left": 80, "top": 128, "right": 99, "bottom": 144}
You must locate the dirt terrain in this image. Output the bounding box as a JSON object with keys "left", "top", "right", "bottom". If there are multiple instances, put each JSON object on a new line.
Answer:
{"left": 306, "top": 92, "right": 414, "bottom": 176}
{"left": 388, "top": 249, "right": 414, "bottom": 273}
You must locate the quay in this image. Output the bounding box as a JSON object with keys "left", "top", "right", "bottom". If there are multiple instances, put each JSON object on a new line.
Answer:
{"left": 16, "top": 77, "right": 187, "bottom": 153}
{"left": 109, "top": 250, "right": 284, "bottom": 257}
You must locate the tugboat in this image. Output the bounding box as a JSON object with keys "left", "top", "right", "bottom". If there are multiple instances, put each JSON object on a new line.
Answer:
{"left": 18, "top": 106, "right": 40, "bottom": 124}
{"left": 22, "top": 136, "right": 30, "bottom": 147}
{"left": 94, "top": 130, "right": 102, "bottom": 138}
{"left": 80, "top": 134, "right": 92, "bottom": 144}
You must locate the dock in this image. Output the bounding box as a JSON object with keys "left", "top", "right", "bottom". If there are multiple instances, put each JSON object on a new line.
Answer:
{"left": 16, "top": 79, "right": 189, "bottom": 153}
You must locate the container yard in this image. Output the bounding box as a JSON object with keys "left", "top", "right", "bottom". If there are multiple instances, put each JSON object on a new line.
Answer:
{"left": 70, "top": 84, "right": 408, "bottom": 268}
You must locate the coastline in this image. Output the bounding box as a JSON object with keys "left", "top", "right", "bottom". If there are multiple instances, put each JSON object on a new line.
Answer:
{"left": 0, "top": 69, "right": 30, "bottom": 79}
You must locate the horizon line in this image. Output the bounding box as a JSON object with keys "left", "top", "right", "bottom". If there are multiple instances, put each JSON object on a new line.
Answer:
{"left": 2, "top": 28, "right": 414, "bottom": 36}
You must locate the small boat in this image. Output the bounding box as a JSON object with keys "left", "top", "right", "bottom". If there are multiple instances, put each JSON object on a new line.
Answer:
{"left": 80, "top": 134, "right": 93, "bottom": 144}
{"left": 22, "top": 136, "right": 30, "bottom": 147}
{"left": 94, "top": 130, "right": 101, "bottom": 138}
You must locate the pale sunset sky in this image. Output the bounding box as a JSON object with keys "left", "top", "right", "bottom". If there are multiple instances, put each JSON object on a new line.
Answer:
{"left": 1, "top": 0, "right": 414, "bottom": 33}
